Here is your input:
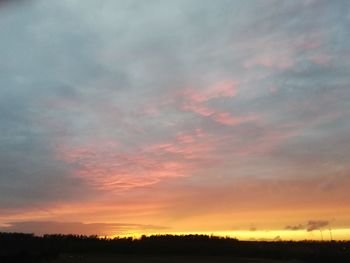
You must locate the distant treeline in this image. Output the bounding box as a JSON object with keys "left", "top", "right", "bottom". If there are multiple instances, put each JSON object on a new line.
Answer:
{"left": 0, "top": 232, "right": 349, "bottom": 263}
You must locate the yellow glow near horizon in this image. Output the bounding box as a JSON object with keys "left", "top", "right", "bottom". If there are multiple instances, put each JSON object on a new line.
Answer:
{"left": 106, "top": 228, "right": 350, "bottom": 241}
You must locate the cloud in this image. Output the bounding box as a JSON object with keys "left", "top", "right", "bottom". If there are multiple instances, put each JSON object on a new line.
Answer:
{"left": 182, "top": 81, "right": 238, "bottom": 103}
{"left": 307, "top": 220, "right": 329, "bottom": 232}
{"left": 0, "top": 0, "right": 23, "bottom": 7}
{"left": 0, "top": 221, "right": 168, "bottom": 236}
{"left": 244, "top": 51, "right": 294, "bottom": 70}
{"left": 0, "top": 0, "right": 350, "bottom": 234}
{"left": 176, "top": 80, "right": 258, "bottom": 127}
{"left": 285, "top": 224, "right": 304, "bottom": 231}
{"left": 180, "top": 83, "right": 233, "bottom": 116}
{"left": 285, "top": 220, "right": 330, "bottom": 232}
{"left": 56, "top": 128, "right": 219, "bottom": 192}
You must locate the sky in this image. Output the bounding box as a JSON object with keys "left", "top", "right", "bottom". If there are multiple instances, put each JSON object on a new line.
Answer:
{"left": 0, "top": 0, "right": 350, "bottom": 241}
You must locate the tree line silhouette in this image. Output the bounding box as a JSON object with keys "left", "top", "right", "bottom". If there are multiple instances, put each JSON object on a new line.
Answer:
{"left": 0, "top": 232, "right": 349, "bottom": 263}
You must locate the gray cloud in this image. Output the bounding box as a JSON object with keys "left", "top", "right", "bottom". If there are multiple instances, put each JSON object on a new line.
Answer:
{"left": 285, "top": 224, "right": 304, "bottom": 231}
{"left": 285, "top": 220, "right": 330, "bottom": 232}
{"left": 307, "top": 220, "right": 329, "bottom": 232}
{"left": 0, "top": 0, "right": 24, "bottom": 7}
{"left": 0, "top": 0, "right": 349, "bottom": 230}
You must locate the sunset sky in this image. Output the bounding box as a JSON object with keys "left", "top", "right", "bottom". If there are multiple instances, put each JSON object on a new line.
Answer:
{"left": 1, "top": 0, "right": 350, "bottom": 241}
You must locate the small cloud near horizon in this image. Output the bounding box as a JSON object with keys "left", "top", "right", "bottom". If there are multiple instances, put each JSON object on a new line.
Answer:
{"left": 285, "top": 224, "right": 305, "bottom": 231}
{"left": 285, "top": 220, "right": 330, "bottom": 232}
{"left": 307, "top": 220, "right": 329, "bottom": 232}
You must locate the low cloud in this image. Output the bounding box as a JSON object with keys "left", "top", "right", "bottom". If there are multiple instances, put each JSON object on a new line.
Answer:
{"left": 285, "top": 224, "right": 304, "bottom": 231}
{"left": 285, "top": 220, "right": 329, "bottom": 232}
{"left": 307, "top": 220, "right": 329, "bottom": 232}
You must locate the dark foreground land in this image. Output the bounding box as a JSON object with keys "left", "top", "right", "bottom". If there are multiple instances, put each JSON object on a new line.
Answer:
{"left": 0, "top": 233, "right": 349, "bottom": 263}
{"left": 52, "top": 254, "right": 305, "bottom": 263}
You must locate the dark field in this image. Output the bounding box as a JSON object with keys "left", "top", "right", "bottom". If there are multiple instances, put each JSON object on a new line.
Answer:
{"left": 52, "top": 254, "right": 305, "bottom": 263}
{"left": 1, "top": 233, "right": 349, "bottom": 263}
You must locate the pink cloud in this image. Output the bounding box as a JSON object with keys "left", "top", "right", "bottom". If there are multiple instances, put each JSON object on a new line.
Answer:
{"left": 176, "top": 133, "right": 195, "bottom": 144}
{"left": 244, "top": 52, "right": 294, "bottom": 70}
{"left": 241, "top": 33, "right": 328, "bottom": 70}
{"left": 182, "top": 103, "right": 215, "bottom": 117}
{"left": 56, "top": 129, "right": 218, "bottom": 192}
{"left": 58, "top": 144, "right": 186, "bottom": 191}
{"left": 195, "top": 128, "right": 206, "bottom": 138}
{"left": 177, "top": 80, "right": 257, "bottom": 127}
{"left": 184, "top": 80, "right": 237, "bottom": 103}
{"left": 213, "top": 112, "right": 257, "bottom": 127}
{"left": 143, "top": 129, "right": 215, "bottom": 161}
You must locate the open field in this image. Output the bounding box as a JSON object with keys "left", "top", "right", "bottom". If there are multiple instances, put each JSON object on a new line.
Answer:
{"left": 52, "top": 254, "right": 305, "bottom": 263}
{"left": 1, "top": 233, "right": 349, "bottom": 262}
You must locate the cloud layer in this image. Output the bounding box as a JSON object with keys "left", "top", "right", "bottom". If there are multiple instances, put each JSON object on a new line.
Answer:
{"left": 0, "top": 0, "right": 349, "bottom": 238}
